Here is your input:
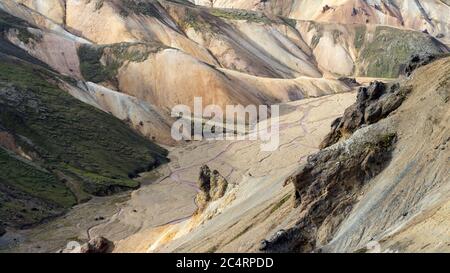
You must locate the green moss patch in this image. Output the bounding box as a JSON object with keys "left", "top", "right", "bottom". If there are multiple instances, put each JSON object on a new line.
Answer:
{"left": 0, "top": 149, "right": 76, "bottom": 208}
{"left": 280, "top": 17, "right": 297, "bottom": 29}
{"left": 78, "top": 42, "right": 167, "bottom": 83}
{"left": 0, "top": 10, "right": 40, "bottom": 44}
{"left": 178, "top": 8, "right": 218, "bottom": 33}
{"left": 354, "top": 25, "right": 366, "bottom": 50}
{"left": 120, "top": 0, "right": 164, "bottom": 20}
{"left": 357, "top": 26, "right": 445, "bottom": 78}
{"left": 210, "top": 8, "right": 271, "bottom": 24}
{"left": 0, "top": 148, "right": 76, "bottom": 227}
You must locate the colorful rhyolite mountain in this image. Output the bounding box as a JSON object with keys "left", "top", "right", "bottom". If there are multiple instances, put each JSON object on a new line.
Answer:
{"left": 0, "top": 0, "right": 448, "bottom": 253}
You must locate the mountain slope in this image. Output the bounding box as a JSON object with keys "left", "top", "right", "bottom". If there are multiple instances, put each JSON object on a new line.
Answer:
{"left": 262, "top": 55, "right": 450, "bottom": 253}
{"left": 0, "top": 54, "right": 168, "bottom": 229}
{"left": 115, "top": 55, "right": 448, "bottom": 254}
{"left": 193, "top": 0, "right": 450, "bottom": 45}
{"left": 0, "top": 0, "right": 448, "bottom": 253}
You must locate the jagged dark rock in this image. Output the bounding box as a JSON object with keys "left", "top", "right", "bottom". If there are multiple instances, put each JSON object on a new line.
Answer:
{"left": 259, "top": 229, "right": 289, "bottom": 251}
{"left": 195, "top": 165, "right": 228, "bottom": 212}
{"left": 338, "top": 77, "right": 360, "bottom": 87}
{"left": 401, "top": 54, "right": 439, "bottom": 77}
{"left": 263, "top": 128, "right": 397, "bottom": 253}
{"left": 322, "top": 5, "right": 331, "bottom": 13}
{"left": 80, "top": 236, "right": 114, "bottom": 253}
{"left": 198, "top": 165, "right": 212, "bottom": 193}
{"left": 210, "top": 169, "right": 228, "bottom": 200}
{"left": 320, "top": 81, "right": 410, "bottom": 149}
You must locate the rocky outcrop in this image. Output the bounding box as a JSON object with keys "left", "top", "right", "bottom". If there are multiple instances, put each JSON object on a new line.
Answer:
{"left": 261, "top": 57, "right": 431, "bottom": 253}
{"left": 401, "top": 54, "right": 441, "bottom": 77}
{"left": 320, "top": 81, "right": 410, "bottom": 149}
{"left": 80, "top": 236, "right": 114, "bottom": 253}
{"left": 338, "top": 77, "right": 359, "bottom": 88}
{"left": 261, "top": 126, "right": 397, "bottom": 252}
{"left": 262, "top": 56, "right": 450, "bottom": 253}
{"left": 322, "top": 54, "right": 449, "bottom": 149}
{"left": 195, "top": 165, "right": 228, "bottom": 212}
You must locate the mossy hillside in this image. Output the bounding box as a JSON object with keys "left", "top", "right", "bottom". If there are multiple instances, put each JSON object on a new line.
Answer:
{"left": 0, "top": 149, "right": 75, "bottom": 207}
{"left": 209, "top": 8, "right": 272, "bottom": 24}
{"left": 63, "top": 165, "right": 141, "bottom": 196}
{"left": 78, "top": 42, "right": 167, "bottom": 83}
{"left": 0, "top": 10, "right": 40, "bottom": 44}
{"left": 211, "top": 8, "right": 295, "bottom": 29}
{"left": 177, "top": 8, "right": 219, "bottom": 33}
{"left": 354, "top": 25, "right": 366, "bottom": 50}
{"left": 176, "top": 5, "right": 281, "bottom": 35}
{"left": 357, "top": 26, "right": 446, "bottom": 78}
{"left": 0, "top": 148, "right": 76, "bottom": 227}
{"left": 119, "top": 0, "right": 164, "bottom": 20}
{"left": 0, "top": 187, "right": 62, "bottom": 229}
{"left": 0, "top": 59, "right": 168, "bottom": 197}
{"left": 280, "top": 17, "right": 297, "bottom": 29}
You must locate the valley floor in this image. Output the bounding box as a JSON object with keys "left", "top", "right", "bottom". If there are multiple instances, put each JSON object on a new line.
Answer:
{"left": 0, "top": 92, "right": 356, "bottom": 253}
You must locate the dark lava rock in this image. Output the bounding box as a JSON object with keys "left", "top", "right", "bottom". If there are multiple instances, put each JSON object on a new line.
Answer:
{"left": 320, "top": 81, "right": 410, "bottom": 149}
{"left": 195, "top": 165, "right": 228, "bottom": 213}
{"left": 322, "top": 5, "right": 331, "bottom": 13}
{"left": 259, "top": 230, "right": 289, "bottom": 251}
{"left": 198, "top": 165, "right": 212, "bottom": 193}
{"left": 401, "top": 54, "right": 439, "bottom": 77}
{"left": 338, "top": 77, "right": 360, "bottom": 87}
{"left": 263, "top": 128, "right": 397, "bottom": 252}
